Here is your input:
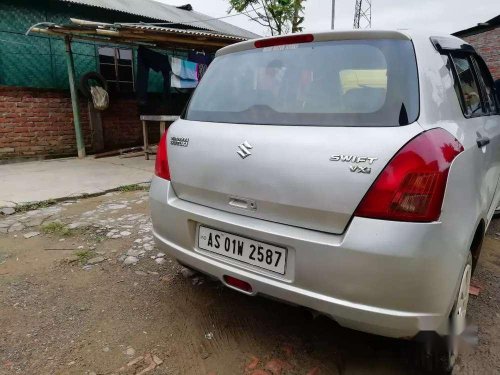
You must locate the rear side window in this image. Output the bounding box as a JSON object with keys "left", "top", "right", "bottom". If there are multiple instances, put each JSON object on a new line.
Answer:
{"left": 185, "top": 39, "right": 419, "bottom": 127}
{"left": 472, "top": 55, "right": 499, "bottom": 114}
{"left": 450, "top": 55, "right": 485, "bottom": 116}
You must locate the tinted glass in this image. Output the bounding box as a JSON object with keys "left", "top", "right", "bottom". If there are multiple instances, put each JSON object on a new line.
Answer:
{"left": 185, "top": 39, "right": 419, "bottom": 127}
{"left": 451, "top": 55, "right": 484, "bottom": 116}
{"left": 472, "top": 56, "right": 498, "bottom": 114}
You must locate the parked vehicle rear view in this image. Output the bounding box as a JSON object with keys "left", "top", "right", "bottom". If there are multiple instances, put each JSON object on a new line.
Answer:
{"left": 150, "top": 30, "right": 500, "bottom": 373}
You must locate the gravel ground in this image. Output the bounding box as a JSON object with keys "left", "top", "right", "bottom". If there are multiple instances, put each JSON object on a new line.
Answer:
{"left": 0, "top": 190, "right": 498, "bottom": 375}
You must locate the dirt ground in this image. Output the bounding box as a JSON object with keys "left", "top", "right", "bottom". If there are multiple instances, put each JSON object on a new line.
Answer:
{"left": 0, "top": 190, "right": 498, "bottom": 375}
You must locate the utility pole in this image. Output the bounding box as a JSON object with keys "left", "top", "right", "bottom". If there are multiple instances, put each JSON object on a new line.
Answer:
{"left": 331, "top": 0, "right": 336, "bottom": 29}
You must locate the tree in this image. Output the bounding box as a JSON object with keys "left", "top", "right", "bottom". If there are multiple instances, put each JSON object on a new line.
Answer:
{"left": 290, "top": 0, "right": 305, "bottom": 33}
{"left": 228, "top": 0, "right": 306, "bottom": 36}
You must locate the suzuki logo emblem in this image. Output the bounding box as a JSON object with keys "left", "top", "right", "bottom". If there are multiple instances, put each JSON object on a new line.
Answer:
{"left": 237, "top": 141, "right": 253, "bottom": 159}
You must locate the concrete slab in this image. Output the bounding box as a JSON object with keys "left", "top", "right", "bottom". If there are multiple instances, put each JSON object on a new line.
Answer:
{"left": 0, "top": 156, "right": 154, "bottom": 206}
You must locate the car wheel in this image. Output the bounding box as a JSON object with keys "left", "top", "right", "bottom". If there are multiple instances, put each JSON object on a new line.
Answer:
{"left": 418, "top": 253, "right": 472, "bottom": 373}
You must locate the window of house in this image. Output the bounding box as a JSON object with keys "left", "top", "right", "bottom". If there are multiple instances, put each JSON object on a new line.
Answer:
{"left": 98, "top": 47, "right": 135, "bottom": 92}
{"left": 450, "top": 54, "right": 484, "bottom": 116}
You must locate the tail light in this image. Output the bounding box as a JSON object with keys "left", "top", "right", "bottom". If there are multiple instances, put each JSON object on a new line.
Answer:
{"left": 155, "top": 132, "right": 170, "bottom": 181}
{"left": 354, "top": 128, "right": 463, "bottom": 222}
{"left": 254, "top": 34, "right": 314, "bottom": 48}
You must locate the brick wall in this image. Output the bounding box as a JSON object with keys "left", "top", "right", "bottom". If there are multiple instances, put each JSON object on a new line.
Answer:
{"left": 461, "top": 27, "right": 500, "bottom": 80}
{"left": 0, "top": 86, "right": 143, "bottom": 161}
{"left": 101, "top": 97, "right": 144, "bottom": 150}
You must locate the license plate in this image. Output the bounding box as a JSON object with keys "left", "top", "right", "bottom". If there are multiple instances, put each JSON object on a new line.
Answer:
{"left": 198, "top": 226, "right": 287, "bottom": 274}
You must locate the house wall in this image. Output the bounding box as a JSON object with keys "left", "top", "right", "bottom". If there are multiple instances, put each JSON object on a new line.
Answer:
{"left": 0, "top": 0, "right": 178, "bottom": 161}
{"left": 461, "top": 27, "right": 500, "bottom": 80}
{"left": 0, "top": 86, "right": 148, "bottom": 162}
{"left": 0, "top": 0, "right": 170, "bottom": 91}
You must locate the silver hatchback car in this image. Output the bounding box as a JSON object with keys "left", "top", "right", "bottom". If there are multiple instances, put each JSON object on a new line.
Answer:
{"left": 150, "top": 30, "right": 500, "bottom": 372}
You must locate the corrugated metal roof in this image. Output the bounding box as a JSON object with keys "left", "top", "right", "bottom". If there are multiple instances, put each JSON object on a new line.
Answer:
{"left": 59, "top": 0, "right": 260, "bottom": 39}
{"left": 453, "top": 15, "right": 500, "bottom": 37}
{"left": 127, "top": 24, "right": 247, "bottom": 41}
{"left": 32, "top": 18, "right": 247, "bottom": 52}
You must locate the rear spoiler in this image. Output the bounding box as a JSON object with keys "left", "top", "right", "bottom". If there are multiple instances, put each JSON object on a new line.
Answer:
{"left": 430, "top": 36, "right": 475, "bottom": 54}
{"left": 218, "top": 30, "right": 411, "bottom": 58}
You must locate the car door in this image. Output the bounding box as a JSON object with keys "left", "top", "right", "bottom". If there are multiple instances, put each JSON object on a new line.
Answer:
{"left": 471, "top": 54, "right": 500, "bottom": 218}
{"left": 449, "top": 52, "right": 496, "bottom": 221}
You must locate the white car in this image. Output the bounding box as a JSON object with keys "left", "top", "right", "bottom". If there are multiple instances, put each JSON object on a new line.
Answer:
{"left": 150, "top": 30, "right": 500, "bottom": 372}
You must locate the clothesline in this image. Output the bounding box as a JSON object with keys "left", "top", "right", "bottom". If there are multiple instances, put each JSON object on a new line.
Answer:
{"left": 136, "top": 46, "right": 213, "bottom": 106}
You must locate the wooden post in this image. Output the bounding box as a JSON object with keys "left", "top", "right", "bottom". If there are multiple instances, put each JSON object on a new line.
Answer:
{"left": 88, "top": 102, "right": 104, "bottom": 152}
{"left": 64, "top": 36, "right": 86, "bottom": 158}
{"left": 142, "top": 120, "right": 149, "bottom": 160}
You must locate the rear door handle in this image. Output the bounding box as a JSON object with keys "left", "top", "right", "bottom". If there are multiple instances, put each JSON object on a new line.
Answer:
{"left": 477, "top": 136, "right": 490, "bottom": 148}
{"left": 229, "top": 196, "right": 257, "bottom": 211}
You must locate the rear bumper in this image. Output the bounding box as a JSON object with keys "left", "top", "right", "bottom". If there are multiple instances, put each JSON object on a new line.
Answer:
{"left": 150, "top": 177, "right": 466, "bottom": 338}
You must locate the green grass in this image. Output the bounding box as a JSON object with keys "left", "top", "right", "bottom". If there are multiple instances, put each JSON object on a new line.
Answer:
{"left": 12, "top": 184, "right": 149, "bottom": 215}
{"left": 117, "top": 184, "right": 148, "bottom": 192}
{"left": 92, "top": 234, "right": 106, "bottom": 243}
{"left": 75, "top": 250, "right": 95, "bottom": 264}
{"left": 15, "top": 199, "right": 57, "bottom": 213}
{"left": 41, "top": 222, "right": 74, "bottom": 236}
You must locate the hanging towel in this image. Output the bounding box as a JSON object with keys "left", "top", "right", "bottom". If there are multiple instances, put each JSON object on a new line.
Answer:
{"left": 170, "top": 56, "right": 199, "bottom": 88}
{"left": 170, "top": 56, "right": 198, "bottom": 81}
{"left": 171, "top": 74, "right": 198, "bottom": 89}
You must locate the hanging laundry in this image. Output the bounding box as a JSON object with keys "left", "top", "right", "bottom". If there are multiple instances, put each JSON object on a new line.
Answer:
{"left": 187, "top": 51, "right": 213, "bottom": 66}
{"left": 136, "top": 47, "right": 172, "bottom": 106}
{"left": 170, "top": 74, "right": 198, "bottom": 89}
{"left": 170, "top": 57, "right": 198, "bottom": 79}
{"left": 170, "top": 56, "right": 199, "bottom": 89}
{"left": 187, "top": 51, "right": 213, "bottom": 80}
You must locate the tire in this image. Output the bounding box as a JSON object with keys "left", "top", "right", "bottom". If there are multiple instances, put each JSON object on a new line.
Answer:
{"left": 416, "top": 334, "right": 452, "bottom": 374}
{"left": 417, "top": 253, "right": 472, "bottom": 374}
{"left": 79, "top": 72, "right": 108, "bottom": 98}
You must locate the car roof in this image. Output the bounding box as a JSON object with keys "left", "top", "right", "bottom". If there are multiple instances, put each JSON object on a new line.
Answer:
{"left": 216, "top": 29, "right": 469, "bottom": 57}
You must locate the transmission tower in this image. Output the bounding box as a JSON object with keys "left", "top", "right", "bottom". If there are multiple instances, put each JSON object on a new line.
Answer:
{"left": 353, "top": 0, "right": 372, "bottom": 29}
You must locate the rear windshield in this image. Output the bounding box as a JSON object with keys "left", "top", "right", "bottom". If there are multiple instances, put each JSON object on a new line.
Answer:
{"left": 185, "top": 39, "right": 419, "bottom": 127}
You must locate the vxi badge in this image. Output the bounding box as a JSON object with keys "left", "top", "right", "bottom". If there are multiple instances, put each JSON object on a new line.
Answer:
{"left": 330, "top": 155, "right": 378, "bottom": 174}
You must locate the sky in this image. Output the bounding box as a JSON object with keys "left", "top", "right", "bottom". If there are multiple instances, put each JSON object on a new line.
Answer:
{"left": 161, "top": 0, "right": 499, "bottom": 36}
